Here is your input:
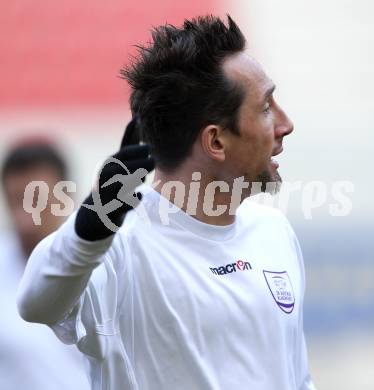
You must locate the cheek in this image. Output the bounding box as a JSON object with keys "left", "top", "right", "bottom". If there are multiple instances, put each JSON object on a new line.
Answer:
{"left": 248, "top": 133, "right": 274, "bottom": 174}
{"left": 248, "top": 131, "right": 273, "bottom": 162}
{"left": 259, "top": 123, "right": 274, "bottom": 152}
{"left": 264, "top": 133, "right": 274, "bottom": 153}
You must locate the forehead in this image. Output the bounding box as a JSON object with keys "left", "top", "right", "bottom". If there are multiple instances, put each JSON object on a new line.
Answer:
{"left": 222, "top": 52, "right": 273, "bottom": 101}
{"left": 3, "top": 165, "right": 61, "bottom": 192}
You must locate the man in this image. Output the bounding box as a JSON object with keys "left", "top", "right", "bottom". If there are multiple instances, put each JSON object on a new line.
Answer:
{"left": 0, "top": 138, "right": 89, "bottom": 389}
{"left": 17, "top": 16, "right": 316, "bottom": 389}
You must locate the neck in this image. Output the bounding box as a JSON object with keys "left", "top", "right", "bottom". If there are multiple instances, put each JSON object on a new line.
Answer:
{"left": 152, "top": 167, "right": 244, "bottom": 226}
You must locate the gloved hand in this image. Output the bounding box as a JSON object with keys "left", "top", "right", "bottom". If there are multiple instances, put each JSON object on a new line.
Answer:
{"left": 75, "top": 117, "right": 154, "bottom": 241}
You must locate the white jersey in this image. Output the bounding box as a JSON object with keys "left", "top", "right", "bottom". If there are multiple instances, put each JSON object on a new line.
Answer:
{"left": 0, "top": 231, "right": 89, "bottom": 390}
{"left": 19, "top": 187, "right": 316, "bottom": 390}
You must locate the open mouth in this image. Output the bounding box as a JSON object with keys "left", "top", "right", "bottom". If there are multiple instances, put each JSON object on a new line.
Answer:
{"left": 270, "top": 157, "right": 279, "bottom": 169}
{"left": 269, "top": 147, "right": 283, "bottom": 169}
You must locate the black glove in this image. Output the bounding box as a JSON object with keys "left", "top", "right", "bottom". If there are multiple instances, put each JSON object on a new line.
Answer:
{"left": 75, "top": 117, "right": 154, "bottom": 241}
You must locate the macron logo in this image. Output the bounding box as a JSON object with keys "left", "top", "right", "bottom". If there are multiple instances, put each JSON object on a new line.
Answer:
{"left": 210, "top": 260, "right": 252, "bottom": 276}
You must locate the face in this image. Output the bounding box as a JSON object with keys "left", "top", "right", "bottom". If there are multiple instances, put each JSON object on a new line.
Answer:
{"left": 221, "top": 52, "right": 294, "bottom": 195}
{"left": 3, "top": 165, "right": 64, "bottom": 258}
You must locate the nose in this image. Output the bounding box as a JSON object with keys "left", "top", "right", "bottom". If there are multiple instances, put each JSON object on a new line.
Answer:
{"left": 275, "top": 105, "right": 294, "bottom": 139}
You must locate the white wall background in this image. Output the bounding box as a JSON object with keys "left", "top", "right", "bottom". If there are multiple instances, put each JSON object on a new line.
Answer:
{"left": 230, "top": 0, "right": 372, "bottom": 223}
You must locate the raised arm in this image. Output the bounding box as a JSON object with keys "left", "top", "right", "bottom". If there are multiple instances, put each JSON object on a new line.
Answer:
{"left": 17, "top": 118, "right": 154, "bottom": 325}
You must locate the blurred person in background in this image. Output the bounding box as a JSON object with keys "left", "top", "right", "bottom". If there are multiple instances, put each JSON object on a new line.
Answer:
{"left": 0, "top": 137, "right": 89, "bottom": 389}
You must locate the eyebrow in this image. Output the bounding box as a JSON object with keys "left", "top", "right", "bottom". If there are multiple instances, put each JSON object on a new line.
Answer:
{"left": 262, "top": 84, "right": 276, "bottom": 104}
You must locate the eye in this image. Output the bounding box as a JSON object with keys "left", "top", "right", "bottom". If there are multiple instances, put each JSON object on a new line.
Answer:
{"left": 263, "top": 95, "right": 274, "bottom": 114}
{"left": 263, "top": 102, "right": 271, "bottom": 114}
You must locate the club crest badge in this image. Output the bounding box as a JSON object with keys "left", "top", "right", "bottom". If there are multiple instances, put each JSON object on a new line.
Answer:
{"left": 263, "top": 270, "right": 295, "bottom": 314}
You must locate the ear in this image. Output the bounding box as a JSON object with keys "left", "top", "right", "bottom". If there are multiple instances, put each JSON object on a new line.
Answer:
{"left": 200, "top": 125, "right": 227, "bottom": 162}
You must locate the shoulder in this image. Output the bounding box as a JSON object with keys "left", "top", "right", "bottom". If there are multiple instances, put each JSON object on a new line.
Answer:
{"left": 238, "top": 198, "right": 290, "bottom": 225}
{"left": 117, "top": 184, "right": 164, "bottom": 245}
{"left": 238, "top": 199, "right": 305, "bottom": 276}
{"left": 237, "top": 198, "right": 298, "bottom": 242}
